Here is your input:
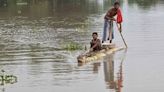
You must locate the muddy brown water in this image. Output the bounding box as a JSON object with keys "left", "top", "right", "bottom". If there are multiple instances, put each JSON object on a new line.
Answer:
{"left": 0, "top": 0, "right": 164, "bottom": 92}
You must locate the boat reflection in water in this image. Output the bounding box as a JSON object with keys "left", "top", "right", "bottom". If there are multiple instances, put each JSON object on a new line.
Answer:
{"left": 93, "top": 62, "right": 101, "bottom": 74}
{"left": 103, "top": 54, "right": 123, "bottom": 92}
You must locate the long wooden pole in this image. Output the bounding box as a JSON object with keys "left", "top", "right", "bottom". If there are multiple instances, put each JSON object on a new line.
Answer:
{"left": 116, "top": 23, "right": 128, "bottom": 48}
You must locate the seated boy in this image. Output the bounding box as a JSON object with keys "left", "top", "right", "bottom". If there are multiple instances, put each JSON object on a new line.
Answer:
{"left": 90, "top": 32, "right": 101, "bottom": 52}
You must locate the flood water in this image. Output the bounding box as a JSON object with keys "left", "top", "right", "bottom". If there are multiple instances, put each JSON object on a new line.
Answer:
{"left": 0, "top": 0, "right": 164, "bottom": 92}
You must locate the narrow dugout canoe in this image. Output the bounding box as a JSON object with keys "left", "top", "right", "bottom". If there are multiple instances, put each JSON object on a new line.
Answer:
{"left": 77, "top": 43, "right": 125, "bottom": 63}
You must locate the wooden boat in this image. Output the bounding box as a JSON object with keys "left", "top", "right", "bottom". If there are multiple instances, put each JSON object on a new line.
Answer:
{"left": 77, "top": 43, "right": 125, "bottom": 64}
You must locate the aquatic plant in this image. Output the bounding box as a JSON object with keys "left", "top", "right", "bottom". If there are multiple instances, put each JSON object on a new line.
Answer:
{"left": 62, "top": 41, "right": 83, "bottom": 51}
{"left": 0, "top": 70, "right": 17, "bottom": 85}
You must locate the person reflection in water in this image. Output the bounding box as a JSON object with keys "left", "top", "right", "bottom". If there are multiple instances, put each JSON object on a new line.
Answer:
{"left": 104, "top": 54, "right": 115, "bottom": 89}
{"left": 93, "top": 62, "right": 101, "bottom": 73}
{"left": 103, "top": 54, "right": 123, "bottom": 92}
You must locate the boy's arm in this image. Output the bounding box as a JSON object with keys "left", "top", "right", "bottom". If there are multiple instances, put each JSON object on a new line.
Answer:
{"left": 90, "top": 39, "right": 100, "bottom": 51}
{"left": 104, "top": 10, "right": 111, "bottom": 20}
{"left": 105, "top": 9, "right": 116, "bottom": 21}
{"left": 116, "top": 23, "right": 122, "bottom": 33}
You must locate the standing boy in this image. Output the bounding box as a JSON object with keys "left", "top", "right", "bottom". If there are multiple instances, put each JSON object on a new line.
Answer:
{"left": 102, "top": 2, "right": 122, "bottom": 43}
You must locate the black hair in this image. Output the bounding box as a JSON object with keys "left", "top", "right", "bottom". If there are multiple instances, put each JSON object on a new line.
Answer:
{"left": 92, "top": 32, "right": 98, "bottom": 35}
{"left": 114, "top": 1, "right": 120, "bottom": 6}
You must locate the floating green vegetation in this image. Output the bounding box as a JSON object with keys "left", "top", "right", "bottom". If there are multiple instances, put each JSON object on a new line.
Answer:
{"left": 62, "top": 42, "right": 83, "bottom": 51}
{"left": 0, "top": 70, "right": 17, "bottom": 85}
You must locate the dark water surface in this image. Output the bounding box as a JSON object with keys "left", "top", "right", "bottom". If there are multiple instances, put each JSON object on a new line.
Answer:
{"left": 0, "top": 0, "right": 164, "bottom": 92}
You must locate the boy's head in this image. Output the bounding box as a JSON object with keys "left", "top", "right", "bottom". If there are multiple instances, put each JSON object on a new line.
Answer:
{"left": 114, "top": 1, "right": 120, "bottom": 9}
{"left": 92, "top": 32, "right": 98, "bottom": 40}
